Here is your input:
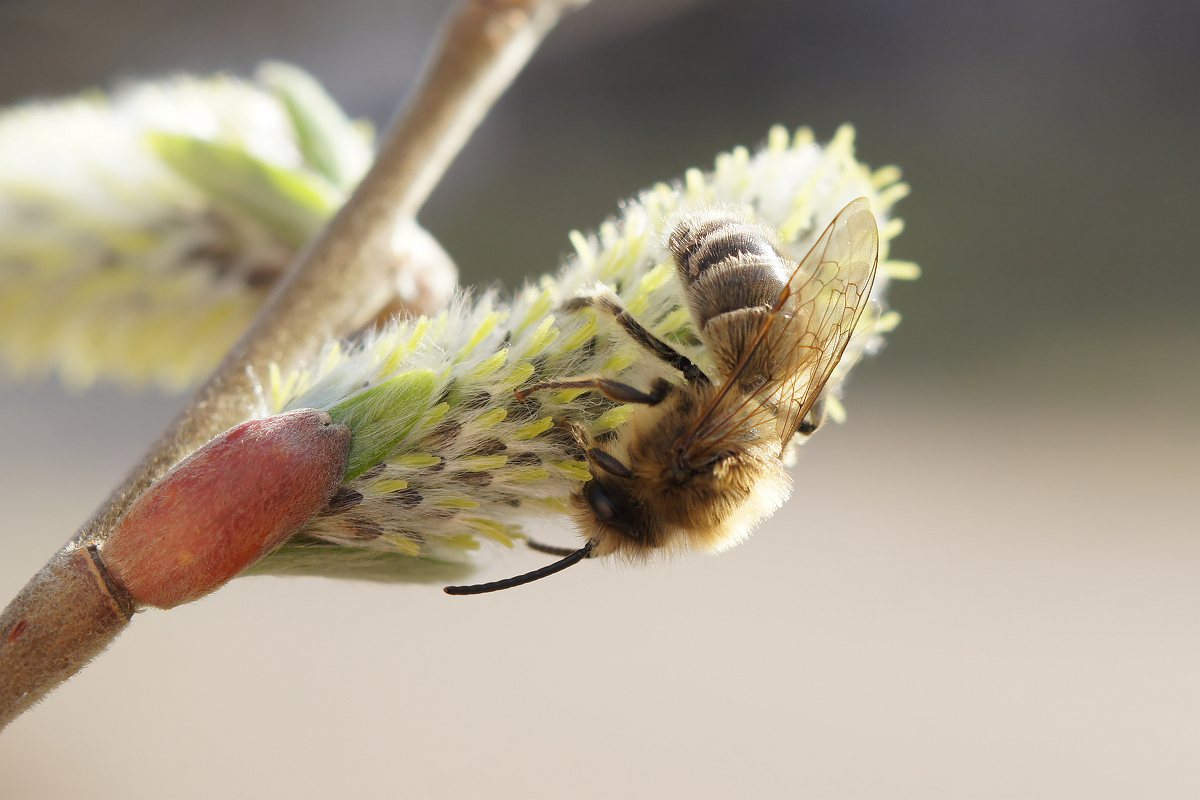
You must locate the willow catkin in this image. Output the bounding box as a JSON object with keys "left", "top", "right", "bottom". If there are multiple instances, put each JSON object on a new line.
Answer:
{"left": 251, "top": 125, "right": 916, "bottom": 583}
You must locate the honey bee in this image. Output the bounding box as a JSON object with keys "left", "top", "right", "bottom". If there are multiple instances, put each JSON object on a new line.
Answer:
{"left": 445, "top": 197, "right": 879, "bottom": 594}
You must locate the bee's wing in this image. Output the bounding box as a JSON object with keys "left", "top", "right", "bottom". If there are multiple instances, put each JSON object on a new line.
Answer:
{"left": 768, "top": 198, "right": 880, "bottom": 443}
{"left": 680, "top": 198, "right": 879, "bottom": 462}
{"left": 820, "top": 297, "right": 883, "bottom": 412}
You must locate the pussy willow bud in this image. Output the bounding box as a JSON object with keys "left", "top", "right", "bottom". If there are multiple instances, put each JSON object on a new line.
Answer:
{"left": 102, "top": 409, "right": 351, "bottom": 608}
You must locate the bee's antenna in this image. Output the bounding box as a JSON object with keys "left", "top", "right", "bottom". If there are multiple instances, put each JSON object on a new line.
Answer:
{"left": 525, "top": 538, "right": 581, "bottom": 557}
{"left": 444, "top": 540, "right": 597, "bottom": 595}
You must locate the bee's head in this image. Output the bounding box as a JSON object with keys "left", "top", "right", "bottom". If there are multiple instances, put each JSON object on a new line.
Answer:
{"left": 571, "top": 475, "right": 666, "bottom": 559}
{"left": 444, "top": 445, "right": 791, "bottom": 596}
{"left": 573, "top": 442, "right": 791, "bottom": 560}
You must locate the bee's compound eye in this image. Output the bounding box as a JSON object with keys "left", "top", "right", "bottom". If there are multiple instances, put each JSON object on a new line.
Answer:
{"left": 585, "top": 481, "right": 619, "bottom": 525}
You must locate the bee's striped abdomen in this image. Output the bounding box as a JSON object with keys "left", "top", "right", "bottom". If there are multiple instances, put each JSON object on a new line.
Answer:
{"left": 668, "top": 216, "right": 791, "bottom": 329}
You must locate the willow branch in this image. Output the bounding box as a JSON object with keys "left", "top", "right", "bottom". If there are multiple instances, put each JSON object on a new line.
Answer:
{"left": 0, "top": 0, "right": 588, "bottom": 731}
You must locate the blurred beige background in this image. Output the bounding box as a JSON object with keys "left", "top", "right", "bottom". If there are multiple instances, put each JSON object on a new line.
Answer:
{"left": 1, "top": 0, "right": 1197, "bottom": 797}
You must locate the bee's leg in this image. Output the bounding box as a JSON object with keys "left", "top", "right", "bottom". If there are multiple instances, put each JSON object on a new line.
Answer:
{"left": 515, "top": 377, "right": 673, "bottom": 406}
{"left": 587, "top": 446, "right": 633, "bottom": 478}
{"left": 552, "top": 413, "right": 634, "bottom": 480}
{"left": 795, "top": 396, "right": 826, "bottom": 437}
{"left": 564, "top": 296, "right": 710, "bottom": 386}
{"left": 556, "top": 419, "right": 592, "bottom": 447}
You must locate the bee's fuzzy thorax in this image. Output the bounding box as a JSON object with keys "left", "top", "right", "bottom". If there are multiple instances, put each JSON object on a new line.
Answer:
{"left": 249, "top": 124, "right": 914, "bottom": 582}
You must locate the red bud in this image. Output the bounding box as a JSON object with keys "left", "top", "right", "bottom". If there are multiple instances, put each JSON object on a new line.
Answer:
{"left": 103, "top": 409, "right": 350, "bottom": 609}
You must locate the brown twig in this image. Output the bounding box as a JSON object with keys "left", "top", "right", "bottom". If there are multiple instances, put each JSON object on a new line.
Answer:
{"left": 0, "top": 0, "right": 588, "bottom": 731}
